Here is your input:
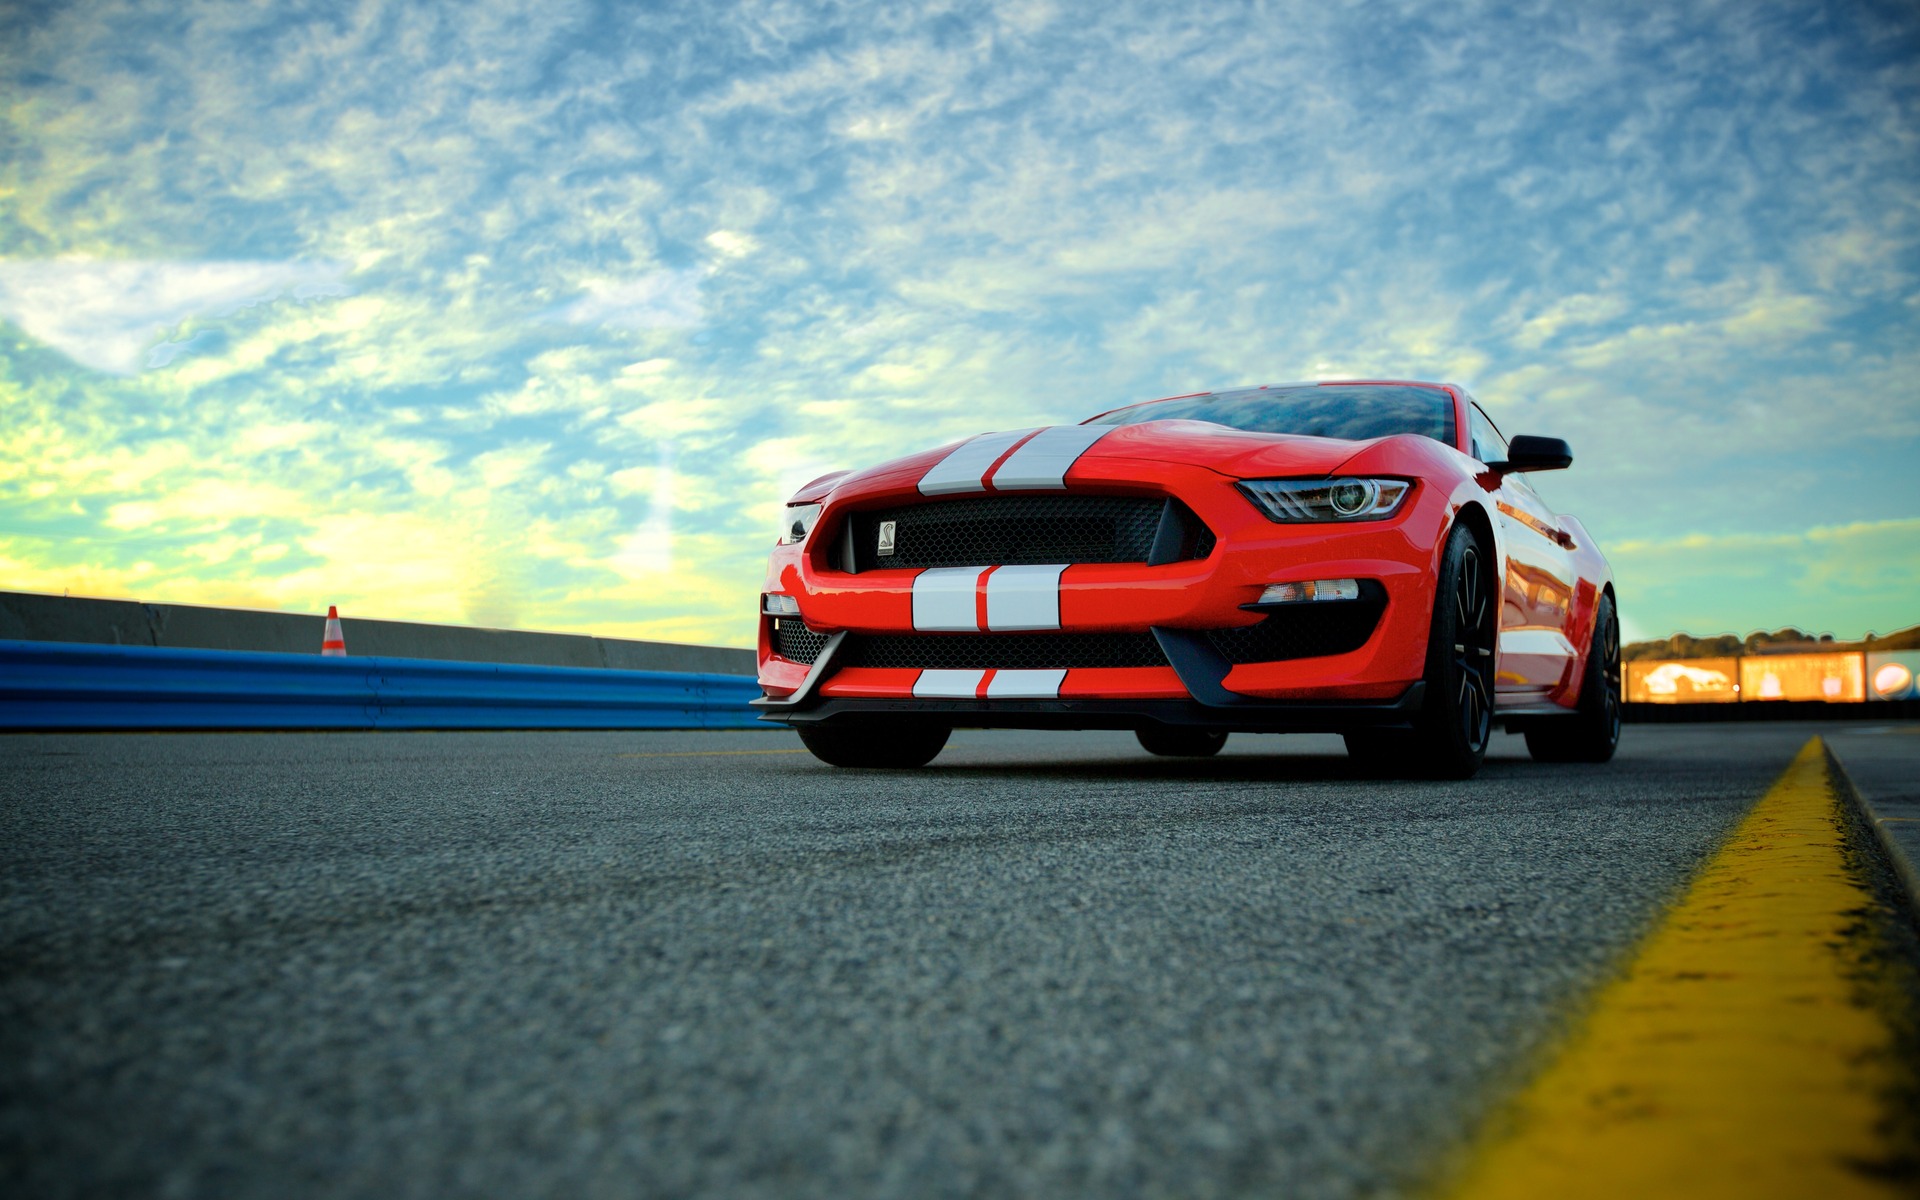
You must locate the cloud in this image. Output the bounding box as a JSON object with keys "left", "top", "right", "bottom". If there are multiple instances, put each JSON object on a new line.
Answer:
{"left": 606, "top": 445, "right": 675, "bottom": 579}
{"left": 554, "top": 271, "right": 705, "bottom": 331}
{"left": 704, "top": 230, "right": 760, "bottom": 259}
{"left": 0, "top": 259, "right": 350, "bottom": 374}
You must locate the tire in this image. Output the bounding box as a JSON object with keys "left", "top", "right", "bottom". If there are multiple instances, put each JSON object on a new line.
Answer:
{"left": 1524, "top": 593, "right": 1622, "bottom": 764}
{"left": 797, "top": 722, "right": 951, "bottom": 768}
{"left": 1136, "top": 727, "right": 1228, "bottom": 757}
{"left": 1408, "top": 521, "right": 1497, "bottom": 780}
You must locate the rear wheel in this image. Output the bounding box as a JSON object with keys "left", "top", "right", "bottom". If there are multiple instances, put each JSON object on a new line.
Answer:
{"left": 1524, "top": 594, "right": 1622, "bottom": 763}
{"left": 1136, "top": 727, "right": 1228, "bottom": 757}
{"left": 797, "top": 722, "right": 950, "bottom": 768}
{"left": 1409, "top": 521, "right": 1497, "bottom": 780}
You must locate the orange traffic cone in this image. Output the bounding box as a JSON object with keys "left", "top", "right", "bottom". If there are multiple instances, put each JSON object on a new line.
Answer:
{"left": 321, "top": 605, "right": 347, "bottom": 656}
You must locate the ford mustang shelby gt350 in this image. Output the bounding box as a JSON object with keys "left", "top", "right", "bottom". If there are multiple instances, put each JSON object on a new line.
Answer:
{"left": 754, "top": 380, "right": 1619, "bottom": 779}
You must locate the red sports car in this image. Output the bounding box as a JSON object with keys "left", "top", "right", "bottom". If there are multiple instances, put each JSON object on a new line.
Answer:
{"left": 754, "top": 380, "right": 1619, "bottom": 778}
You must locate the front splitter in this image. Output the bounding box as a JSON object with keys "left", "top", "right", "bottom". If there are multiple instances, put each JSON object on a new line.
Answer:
{"left": 755, "top": 683, "right": 1426, "bottom": 735}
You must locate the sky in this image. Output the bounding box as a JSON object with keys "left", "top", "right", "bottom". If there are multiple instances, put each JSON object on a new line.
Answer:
{"left": 1, "top": 0, "right": 1916, "bottom": 649}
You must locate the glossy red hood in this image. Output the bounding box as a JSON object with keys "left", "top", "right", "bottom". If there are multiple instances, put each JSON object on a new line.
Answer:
{"left": 1079, "top": 420, "right": 1375, "bottom": 477}
{"left": 798, "top": 419, "right": 1376, "bottom": 503}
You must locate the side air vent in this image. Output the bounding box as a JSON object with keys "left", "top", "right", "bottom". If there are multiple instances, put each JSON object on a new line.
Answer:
{"left": 1205, "top": 588, "right": 1386, "bottom": 664}
{"left": 769, "top": 620, "right": 831, "bottom": 665}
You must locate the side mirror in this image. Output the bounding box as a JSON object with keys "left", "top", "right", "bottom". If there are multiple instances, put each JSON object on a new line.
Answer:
{"left": 1493, "top": 435, "right": 1572, "bottom": 473}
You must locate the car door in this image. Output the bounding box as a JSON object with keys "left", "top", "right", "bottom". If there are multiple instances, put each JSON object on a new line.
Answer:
{"left": 1467, "top": 403, "right": 1579, "bottom": 699}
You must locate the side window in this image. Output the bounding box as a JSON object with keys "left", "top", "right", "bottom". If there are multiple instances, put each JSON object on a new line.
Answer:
{"left": 1468, "top": 404, "right": 1508, "bottom": 466}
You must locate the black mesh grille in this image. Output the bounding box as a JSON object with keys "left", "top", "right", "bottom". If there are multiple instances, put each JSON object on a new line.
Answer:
{"left": 842, "top": 632, "right": 1170, "bottom": 671}
{"left": 1205, "top": 601, "right": 1385, "bottom": 664}
{"left": 770, "top": 620, "right": 830, "bottom": 664}
{"left": 846, "top": 495, "right": 1206, "bottom": 571}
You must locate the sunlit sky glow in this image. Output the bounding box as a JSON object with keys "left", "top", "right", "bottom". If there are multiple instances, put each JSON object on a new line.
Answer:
{"left": 2, "top": 0, "right": 1916, "bottom": 647}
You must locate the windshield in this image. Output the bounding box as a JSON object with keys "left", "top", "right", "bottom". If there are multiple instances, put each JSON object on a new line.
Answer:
{"left": 1090, "top": 384, "right": 1457, "bottom": 446}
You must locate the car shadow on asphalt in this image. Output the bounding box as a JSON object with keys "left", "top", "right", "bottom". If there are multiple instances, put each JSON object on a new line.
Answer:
{"left": 908, "top": 751, "right": 1555, "bottom": 785}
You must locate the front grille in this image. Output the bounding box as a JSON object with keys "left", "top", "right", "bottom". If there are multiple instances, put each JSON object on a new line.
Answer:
{"left": 770, "top": 619, "right": 830, "bottom": 664}
{"left": 844, "top": 495, "right": 1212, "bottom": 572}
{"left": 842, "top": 631, "right": 1170, "bottom": 671}
{"left": 1205, "top": 600, "right": 1385, "bottom": 664}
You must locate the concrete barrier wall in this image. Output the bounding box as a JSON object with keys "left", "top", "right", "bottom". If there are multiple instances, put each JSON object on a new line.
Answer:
{"left": 0, "top": 591, "right": 754, "bottom": 675}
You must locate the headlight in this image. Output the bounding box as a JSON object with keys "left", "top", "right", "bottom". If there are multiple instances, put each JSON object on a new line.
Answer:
{"left": 777, "top": 503, "right": 823, "bottom": 545}
{"left": 1236, "top": 478, "right": 1411, "bottom": 523}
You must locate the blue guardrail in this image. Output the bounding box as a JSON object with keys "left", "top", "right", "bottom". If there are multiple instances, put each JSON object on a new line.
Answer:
{"left": 0, "top": 640, "right": 765, "bottom": 731}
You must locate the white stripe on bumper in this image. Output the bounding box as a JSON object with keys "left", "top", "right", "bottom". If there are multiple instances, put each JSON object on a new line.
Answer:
{"left": 989, "top": 424, "right": 1110, "bottom": 490}
{"left": 917, "top": 429, "right": 1037, "bottom": 496}
{"left": 984, "top": 669, "right": 1067, "bottom": 699}
{"left": 913, "top": 669, "right": 984, "bottom": 698}
{"left": 911, "top": 566, "right": 983, "bottom": 631}
{"left": 984, "top": 564, "right": 1066, "bottom": 631}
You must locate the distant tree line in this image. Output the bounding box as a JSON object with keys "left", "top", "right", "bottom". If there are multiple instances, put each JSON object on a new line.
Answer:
{"left": 1622, "top": 624, "right": 1920, "bottom": 662}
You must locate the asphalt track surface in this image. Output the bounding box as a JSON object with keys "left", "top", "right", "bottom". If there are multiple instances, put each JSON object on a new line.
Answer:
{"left": 1, "top": 723, "right": 1910, "bottom": 1199}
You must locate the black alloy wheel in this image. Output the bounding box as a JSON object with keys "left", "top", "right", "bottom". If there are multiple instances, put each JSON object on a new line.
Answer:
{"left": 1414, "top": 522, "right": 1497, "bottom": 779}
{"left": 1136, "top": 726, "right": 1229, "bottom": 757}
{"left": 797, "top": 722, "right": 951, "bottom": 768}
{"left": 1341, "top": 524, "right": 1494, "bottom": 779}
{"left": 1524, "top": 593, "right": 1622, "bottom": 763}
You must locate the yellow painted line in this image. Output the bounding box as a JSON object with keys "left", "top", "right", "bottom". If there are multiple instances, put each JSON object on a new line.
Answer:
{"left": 614, "top": 749, "right": 809, "bottom": 758}
{"left": 1440, "top": 738, "right": 1912, "bottom": 1199}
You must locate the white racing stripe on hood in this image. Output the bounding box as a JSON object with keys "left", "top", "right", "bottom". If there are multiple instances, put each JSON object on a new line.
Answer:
{"left": 989, "top": 425, "right": 1110, "bottom": 490}
{"left": 917, "top": 429, "right": 1037, "bottom": 496}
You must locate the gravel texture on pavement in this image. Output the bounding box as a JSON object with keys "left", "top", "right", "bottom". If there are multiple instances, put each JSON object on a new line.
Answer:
{"left": 0, "top": 724, "right": 1865, "bottom": 1199}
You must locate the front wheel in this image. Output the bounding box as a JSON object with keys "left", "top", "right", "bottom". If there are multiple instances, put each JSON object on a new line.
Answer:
{"left": 797, "top": 722, "right": 951, "bottom": 768}
{"left": 1136, "top": 727, "right": 1228, "bottom": 757}
{"left": 1524, "top": 594, "right": 1622, "bottom": 763}
{"left": 1409, "top": 521, "right": 1497, "bottom": 780}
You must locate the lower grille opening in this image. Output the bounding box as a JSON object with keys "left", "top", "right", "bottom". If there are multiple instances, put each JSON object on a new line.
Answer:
{"left": 770, "top": 619, "right": 830, "bottom": 665}
{"left": 1206, "top": 594, "right": 1386, "bottom": 664}
{"left": 842, "top": 632, "right": 1170, "bottom": 672}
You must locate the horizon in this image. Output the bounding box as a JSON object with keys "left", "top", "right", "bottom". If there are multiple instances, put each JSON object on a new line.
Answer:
{"left": 3, "top": 1, "right": 1917, "bottom": 649}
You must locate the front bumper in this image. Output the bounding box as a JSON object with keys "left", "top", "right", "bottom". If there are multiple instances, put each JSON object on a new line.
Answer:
{"left": 756, "top": 458, "right": 1447, "bottom": 721}
{"left": 758, "top": 682, "right": 1429, "bottom": 735}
